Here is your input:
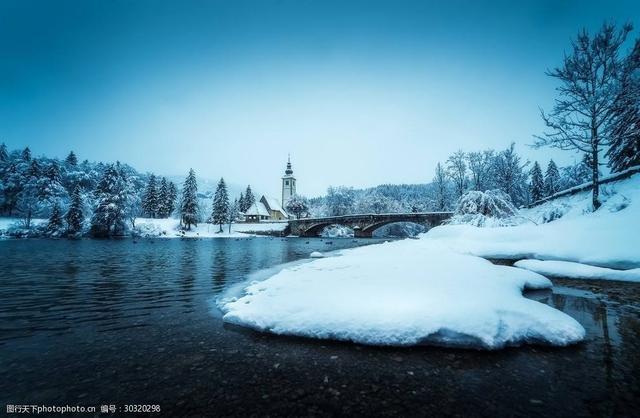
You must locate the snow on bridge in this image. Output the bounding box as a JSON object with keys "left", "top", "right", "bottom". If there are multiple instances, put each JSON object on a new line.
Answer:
{"left": 288, "top": 212, "right": 453, "bottom": 237}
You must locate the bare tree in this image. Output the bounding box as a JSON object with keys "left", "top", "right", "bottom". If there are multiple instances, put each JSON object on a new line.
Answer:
{"left": 432, "top": 162, "right": 449, "bottom": 211}
{"left": 466, "top": 150, "right": 495, "bottom": 191}
{"left": 446, "top": 150, "right": 468, "bottom": 199}
{"left": 535, "top": 23, "right": 636, "bottom": 210}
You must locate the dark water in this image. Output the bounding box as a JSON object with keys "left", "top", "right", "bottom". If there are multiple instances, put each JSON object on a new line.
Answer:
{"left": 1, "top": 239, "right": 639, "bottom": 417}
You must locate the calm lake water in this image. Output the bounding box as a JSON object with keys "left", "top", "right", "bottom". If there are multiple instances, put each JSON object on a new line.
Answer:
{"left": 1, "top": 238, "right": 639, "bottom": 417}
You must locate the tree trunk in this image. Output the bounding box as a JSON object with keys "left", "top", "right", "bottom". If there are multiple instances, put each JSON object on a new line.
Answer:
{"left": 591, "top": 130, "right": 601, "bottom": 211}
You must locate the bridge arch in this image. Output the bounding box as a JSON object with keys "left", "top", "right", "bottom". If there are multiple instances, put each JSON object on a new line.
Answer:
{"left": 360, "top": 220, "right": 434, "bottom": 238}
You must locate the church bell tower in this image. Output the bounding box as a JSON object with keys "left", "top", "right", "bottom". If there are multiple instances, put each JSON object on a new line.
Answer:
{"left": 281, "top": 155, "right": 296, "bottom": 208}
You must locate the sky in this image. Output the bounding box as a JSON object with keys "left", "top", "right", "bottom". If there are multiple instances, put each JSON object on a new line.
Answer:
{"left": 1, "top": 0, "right": 639, "bottom": 198}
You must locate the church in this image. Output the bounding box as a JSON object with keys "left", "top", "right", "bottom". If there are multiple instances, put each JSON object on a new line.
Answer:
{"left": 243, "top": 157, "right": 296, "bottom": 222}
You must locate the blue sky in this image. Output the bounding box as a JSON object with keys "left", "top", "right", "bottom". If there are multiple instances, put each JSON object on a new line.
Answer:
{"left": 1, "top": 0, "right": 638, "bottom": 197}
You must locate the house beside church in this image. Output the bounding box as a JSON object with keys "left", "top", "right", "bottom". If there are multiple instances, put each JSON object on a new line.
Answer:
{"left": 243, "top": 157, "right": 296, "bottom": 223}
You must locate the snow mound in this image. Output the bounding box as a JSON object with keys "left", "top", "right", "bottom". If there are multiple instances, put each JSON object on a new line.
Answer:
{"left": 515, "top": 260, "right": 640, "bottom": 283}
{"left": 221, "top": 239, "right": 585, "bottom": 349}
{"left": 310, "top": 251, "right": 324, "bottom": 258}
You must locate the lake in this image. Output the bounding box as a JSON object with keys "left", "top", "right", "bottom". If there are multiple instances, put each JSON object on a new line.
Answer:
{"left": 1, "top": 238, "right": 639, "bottom": 417}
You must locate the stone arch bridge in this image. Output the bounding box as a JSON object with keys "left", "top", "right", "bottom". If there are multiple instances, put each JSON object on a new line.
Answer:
{"left": 288, "top": 212, "right": 453, "bottom": 238}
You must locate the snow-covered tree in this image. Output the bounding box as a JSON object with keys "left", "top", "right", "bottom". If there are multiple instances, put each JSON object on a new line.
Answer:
{"left": 561, "top": 155, "right": 593, "bottom": 189}
{"left": 16, "top": 175, "right": 42, "bottom": 229}
{"left": 65, "top": 151, "right": 78, "bottom": 167}
{"left": 210, "top": 177, "right": 229, "bottom": 232}
{"left": 244, "top": 185, "right": 255, "bottom": 210}
{"left": 467, "top": 150, "right": 495, "bottom": 191}
{"left": 446, "top": 150, "right": 468, "bottom": 198}
{"left": 238, "top": 192, "right": 246, "bottom": 213}
{"left": 536, "top": 23, "right": 638, "bottom": 209}
{"left": 492, "top": 143, "right": 528, "bottom": 207}
{"left": 142, "top": 174, "right": 158, "bottom": 218}
{"left": 166, "top": 181, "right": 177, "bottom": 217}
{"left": 433, "top": 162, "right": 449, "bottom": 211}
{"left": 450, "top": 189, "right": 518, "bottom": 227}
{"left": 0, "top": 143, "right": 8, "bottom": 163}
{"left": 529, "top": 161, "right": 545, "bottom": 202}
{"left": 607, "top": 41, "right": 640, "bottom": 172}
{"left": 21, "top": 147, "right": 31, "bottom": 161}
{"left": 90, "top": 163, "right": 130, "bottom": 237}
{"left": 227, "top": 198, "right": 239, "bottom": 233}
{"left": 46, "top": 201, "right": 64, "bottom": 236}
{"left": 65, "top": 185, "right": 84, "bottom": 235}
{"left": 180, "top": 169, "right": 199, "bottom": 230}
{"left": 285, "top": 194, "right": 309, "bottom": 219}
{"left": 326, "top": 186, "right": 355, "bottom": 216}
{"left": 544, "top": 159, "right": 561, "bottom": 197}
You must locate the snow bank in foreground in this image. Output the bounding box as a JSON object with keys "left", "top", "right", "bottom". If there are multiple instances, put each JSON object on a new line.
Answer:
{"left": 425, "top": 174, "right": 640, "bottom": 269}
{"left": 221, "top": 239, "right": 585, "bottom": 348}
{"left": 134, "top": 218, "right": 287, "bottom": 238}
{"left": 514, "top": 260, "right": 640, "bottom": 283}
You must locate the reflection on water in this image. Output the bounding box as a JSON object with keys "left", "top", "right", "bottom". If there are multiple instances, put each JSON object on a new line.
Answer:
{"left": 0, "top": 238, "right": 638, "bottom": 416}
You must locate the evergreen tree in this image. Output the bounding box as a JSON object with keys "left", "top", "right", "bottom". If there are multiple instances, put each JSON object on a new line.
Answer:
{"left": 166, "top": 181, "right": 177, "bottom": 217}
{"left": 238, "top": 192, "right": 245, "bottom": 212}
{"left": 142, "top": 174, "right": 158, "bottom": 218}
{"left": 529, "top": 161, "right": 545, "bottom": 202}
{"left": 244, "top": 185, "right": 255, "bottom": 210}
{"left": 228, "top": 198, "right": 239, "bottom": 233}
{"left": 544, "top": 160, "right": 561, "bottom": 197}
{"left": 65, "top": 185, "right": 84, "bottom": 235}
{"left": 47, "top": 201, "right": 64, "bottom": 236}
{"left": 90, "top": 164, "right": 128, "bottom": 236}
{"left": 21, "top": 147, "right": 31, "bottom": 161}
{"left": 607, "top": 46, "right": 640, "bottom": 172}
{"left": 0, "top": 143, "right": 8, "bottom": 163}
{"left": 156, "top": 177, "right": 169, "bottom": 217}
{"left": 27, "top": 159, "right": 40, "bottom": 177}
{"left": 493, "top": 143, "right": 529, "bottom": 206}
{"left": 65, "top": 151, "right": 78, "bottom": 167}
{"left": 180, "top": 169, "right": 198, "bottom": 230}
{"left": 210, "top": 177, "right": 230, "bottom": 232}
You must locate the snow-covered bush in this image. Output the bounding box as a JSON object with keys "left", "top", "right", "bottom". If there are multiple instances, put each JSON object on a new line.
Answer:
{"left": 448, "top": 189, "right": 519, "bottom": 227}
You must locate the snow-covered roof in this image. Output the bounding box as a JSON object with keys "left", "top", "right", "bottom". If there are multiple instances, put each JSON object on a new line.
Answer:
{"left": 261, "top": 195, "right": 288, "bottom": 216}
{"left": 245, "top": 202, "right": 270, "bottom": 217}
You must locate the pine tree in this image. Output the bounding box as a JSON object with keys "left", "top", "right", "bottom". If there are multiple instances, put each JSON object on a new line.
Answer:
{"left": 156, "top": 177, "right": 169, "bottom": 217}
{"left": 529, "top": 161, "right": 545, "bottom": 202}
{"left": 180, "top": 169, "right": 198, "bottom": 230}
{"left": 210, "top": 177, "right": 229, "bottom": 233}
{"left": 142, "top": 174, "right": 158, "bottom": 218}
{"left": 544, "top": 159, "right": 561, "bottom": 197}
{"left": 47, "top": 201, "right": 64, "bottom": 236}
{"left": 65, "top": 151, "right": 78, "bottom": 167}
{"left": 0, "top": 143, "right": 8, "bottom": 163}
{"left": 244, "top": 185, "right": 255, "bottom": 210}
{"left": 606, "top": 47, "right": 640, "bottom": 172}
{"left": 238, "top": 192, "right": 245, "bottom": 212}
{"left": 21, "top": 147, "right": 31, "bottom": 161}
{"left": 65, "top": 185, "right": 84, "bottom": 235}
{"left": 91, "top": 164, "right": 128, "bottom": 236}
{"left": 166, "top": 181, "right": 177, "bottom": 217}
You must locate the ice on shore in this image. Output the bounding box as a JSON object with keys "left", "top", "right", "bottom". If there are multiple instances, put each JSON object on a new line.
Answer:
{"left": 514, "top": 259, "right": 640, "bottom": 283}
{"left": 221, "top": 239, "right": 585, "bottom": 349}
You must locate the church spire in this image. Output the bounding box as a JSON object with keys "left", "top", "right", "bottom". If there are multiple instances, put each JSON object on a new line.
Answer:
{"left": 285, "top": 154, "right": 293, "bottom": 175}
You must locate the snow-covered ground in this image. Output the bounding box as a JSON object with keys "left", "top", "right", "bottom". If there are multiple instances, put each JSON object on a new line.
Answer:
{"left": 0, "top": 218, "right": 47, "bottom": 237}
{"left": 134, "top": 218, "right": 288, "bottom": 238}
{"left": 514, "top": 260, "right": 640, "bottom": 283}
{"left": 427, "top": 173, "right": 640, "bottom": 270}
{"left": 221, "top": 238, "right": 585, "bottom": 348}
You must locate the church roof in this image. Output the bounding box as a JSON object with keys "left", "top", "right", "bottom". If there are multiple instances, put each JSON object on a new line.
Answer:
{"left": 244, "top": 202, "right": 270, "bottom": 217}
{"left": 261, "top": 195, "right": 288, "bottom": 216}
